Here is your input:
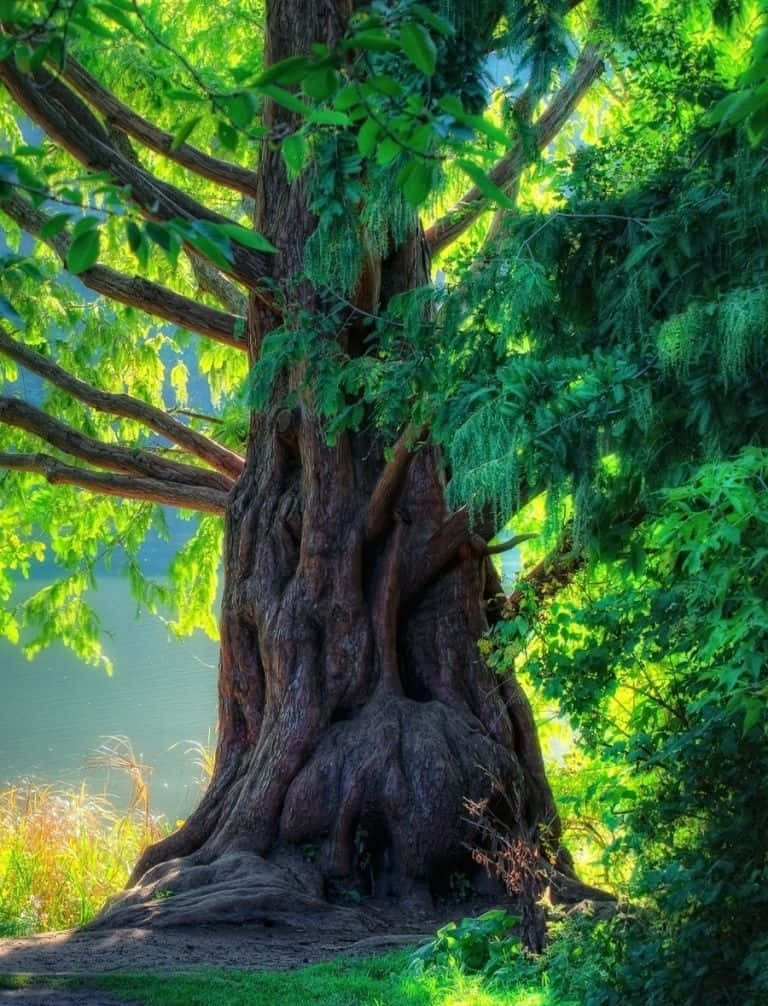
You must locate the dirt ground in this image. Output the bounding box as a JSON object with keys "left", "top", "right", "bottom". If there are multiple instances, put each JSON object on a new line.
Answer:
{"left": 0, "top": 921, "right": 434, "bottom": 1004}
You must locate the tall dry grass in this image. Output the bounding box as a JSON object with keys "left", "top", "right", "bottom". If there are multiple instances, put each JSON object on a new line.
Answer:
{"left": 0, "top": 734, "right": 175, "bottom": 936}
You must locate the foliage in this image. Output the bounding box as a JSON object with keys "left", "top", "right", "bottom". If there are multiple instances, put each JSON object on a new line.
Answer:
{"left": 515, "top": 450, "right": 768, "bottom": 1005}
{"left": 411, "top": 909, "right": 523, "bottom": 974}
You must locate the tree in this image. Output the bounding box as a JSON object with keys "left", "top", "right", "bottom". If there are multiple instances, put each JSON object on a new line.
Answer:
{"left": 0, "top": 0, "right": 610, "bottom": 929}
{"left": 0, "top": 0, "right": 748, "bottom": 932}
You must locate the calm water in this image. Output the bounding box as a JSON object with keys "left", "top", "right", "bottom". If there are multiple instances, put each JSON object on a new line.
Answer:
{"left": 0, "top": 577, "right": 218, "bottom": 821}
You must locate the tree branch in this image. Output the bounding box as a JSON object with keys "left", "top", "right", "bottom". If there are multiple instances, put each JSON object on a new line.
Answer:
{"left": 0, "top": 397, "right": 233, "bottom": 492}
{"left": 503, "top": 538, "right": 585, "bottom": 619}
{"left": 403, "top": 506, "right": 470, "bottom": 602}
{"left": 0, "top": 60, "right": 272, "bottom": 287}
{"left": 0, "top": 191, "right": 247, "bottom": 348}
{"left": 57, "top": 55, "right": 261, "bottom": 196}
{"left": 0, "top": 327, "right": 244, "bottom": 479}
{"left": 0, "top": 452, "right": 227, "bottom": 513}
{"left": 483, "top": 532, "right": 539, "bottom": 557}
{"left": 425, "top": 43, "right": 604, "bottom": 256}
{"left": 365, "top": 425, "right": 427, "bottom": 541}
{"left": 188, "top": 252, "right": 249, "bottom": 315}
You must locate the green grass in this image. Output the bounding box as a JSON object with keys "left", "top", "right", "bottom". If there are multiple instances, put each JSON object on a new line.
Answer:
{"left": 80, "top": 951, "right": 567, "bottom": 1006}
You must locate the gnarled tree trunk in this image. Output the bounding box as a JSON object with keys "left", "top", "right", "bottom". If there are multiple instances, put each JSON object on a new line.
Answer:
{"left": 94, "top": 0, "right": 571, "bottom": 933}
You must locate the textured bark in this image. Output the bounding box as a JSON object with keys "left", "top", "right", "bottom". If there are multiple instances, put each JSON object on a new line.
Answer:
{"left": 93, "top": 0, "right": 573, "bottom": 932}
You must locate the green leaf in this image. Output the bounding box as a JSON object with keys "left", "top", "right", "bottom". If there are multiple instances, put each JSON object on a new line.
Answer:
{"left": 259, "top": 84, "right": 307, "bottom": 116}
{"left": 145, "top": 221, "right": 173, "bottom": 250}
{"left": 400, "top": 161, "right": 433, "bottom": 206}
{"left": 455, "top": 159, "right": 515, "bottom": 208}
{"left": 400, "top": 22, "right": 437, "bottom": 77}
{"left": 165, "top": 88, "right": 206, "bottom": 103}
{"left": 220, "top": 91, "right": 258, "bottom": 128}
{"left": 303, "top": 67, "right": 338, "bottom": 101}
{"left": 171, "top": 116, "right": 202, "bottom": 150}
{"left": 66, "top": 228, "right": 100, "bottom": 274}
{"left": 125, "top": 219, "right": 142, "bottom": 252}
{"left": 94, "top": 2, "right": 135, "bottom": 32}
{"left": 281, "top": 131, "right": 308, "bottom": 177}
{"left": 306, "top": 108, "right": 350, "bottom": 126}
{"left": 125, "top": 220, "right": 149, "bottom": 270}
{"left": 256, "top": 55, "right": 311, "bottom": 87}
{"left": 365, "top": 75, "right": 403, "bottom": 98}
{"left": 742, "top": 697, "right": 763, "bottom": 736}
{"left": 184, "top": 233, "right": 232, "bottom": 269}
{"left": 217, "top": 119, "right": 238, "bottom": 151}
{"left": 411, "top": 4, "right": 455, "bottom": 37}
{"left": 72, "top": 215, "right": 101, "bottom": 238}
{"left": 334, "top": 86, "right": 363, "bottom": 111}
{"left": 376, "top": 137, "right": 402, "bottom": 166}
{"left": 347, "top": 30, "right": 400, "bottom": 53}
{"left": 13, "top": 43, "right": 32, "bottom": 73}
{"left": 215, "top": 223, "right": 277, "bottom": 254}
{"left": 39, "top": 213, "right": 72, "bottom": 239}
{"left": 357, "top": 117, "right": 381, "bottom": 157}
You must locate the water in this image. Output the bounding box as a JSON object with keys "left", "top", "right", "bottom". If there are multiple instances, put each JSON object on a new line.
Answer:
{"left": 0, "top": 577, "right": 219, "bottom": 822}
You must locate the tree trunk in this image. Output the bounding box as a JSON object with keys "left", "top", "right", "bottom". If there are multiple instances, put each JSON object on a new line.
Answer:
{"left": 93, "top": 0, "right": 571, "bottom": 933}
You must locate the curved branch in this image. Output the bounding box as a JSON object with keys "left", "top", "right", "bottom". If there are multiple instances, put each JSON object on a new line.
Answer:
{"left": 57, "top": 56, "right": 260, "bottom": 196}
{"left": 425, "top": 44, "right": 604, "bottom": 256}
{"left": 0, "top": 397, "right": 233, "bottom": 492}
{"left": 0, "top": 60, "right": 272, "bottom": 287}
{"left": 0, "top": 191, "right": 247, "bottom": 348}
{"left": 403, "top": 506, "right": 470, "bottom": 603}
{"left": 0, "top": 452, "right": 227, "bottom": 513}
{"left": 0, "top": 328, "right": 244, "bottom": 479}
{"left": 365, "top": 425, "right": 427, "bottom": 541}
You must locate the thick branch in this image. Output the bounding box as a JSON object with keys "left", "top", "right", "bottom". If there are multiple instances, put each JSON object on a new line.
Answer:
{"left": 0, "top": 328, "right": 244, "bottom": 479}
{"left": 403, "top": 506, "right": 470, "bottom": 602}
{"left": 365, "top": 425, "right": 426, "bottom": 541}
{"left": 58, "top": 56, "right": 260, "bottom": 196}
{"left": 0, "top": 452, "right": 227, "bottom": 513}
{"left": 188, "top": 253, "right": 249, "bottom": 315}
{"left": 503, "top": 539, "right": 585, "bottom": 619}
{"left": 0, "top": 397, "right": 233, "bottom": 492}
{"left": 425, "top": 44, "right": 604, "bottom": 255}
{"left": 0, "top": 60, "right": 271, "bottom": 287}
{"left": 483, "top": 532, "right": 539, "bottom": 557}
{"left": 0, "top": 192, "right": 246, "bottom": 349}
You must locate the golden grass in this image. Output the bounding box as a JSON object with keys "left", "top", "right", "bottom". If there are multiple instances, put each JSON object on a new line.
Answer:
{"left": 0, "top": 778, "right": 168, "bottom": 935}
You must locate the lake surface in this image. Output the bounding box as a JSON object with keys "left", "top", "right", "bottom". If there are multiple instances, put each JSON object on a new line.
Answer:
{"left": 0, "top": 576, "right": 218, "bottom": 821}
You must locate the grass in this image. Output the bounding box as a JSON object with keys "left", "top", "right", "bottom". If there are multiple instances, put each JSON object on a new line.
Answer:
{"left": 80, "top": 950, "right": 570, "bottom": 1006}
{"left": 0, "top": 780, "right": 167, "bottom": 936}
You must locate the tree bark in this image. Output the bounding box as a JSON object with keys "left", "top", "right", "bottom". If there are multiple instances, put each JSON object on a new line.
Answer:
{"left": 93, "top": 0, "right": 572, "bottom": 933}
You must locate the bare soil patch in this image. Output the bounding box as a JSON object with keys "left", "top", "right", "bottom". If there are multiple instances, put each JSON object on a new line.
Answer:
{"left": 0, "top": 923, "right": 430, "bottom": 977}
